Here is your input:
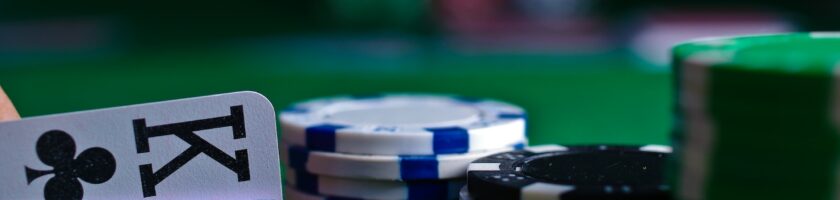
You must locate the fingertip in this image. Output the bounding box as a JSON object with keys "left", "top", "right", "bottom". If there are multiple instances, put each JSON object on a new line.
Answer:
{"left": 0, "top": 85, "right": 20, "bottom": 121}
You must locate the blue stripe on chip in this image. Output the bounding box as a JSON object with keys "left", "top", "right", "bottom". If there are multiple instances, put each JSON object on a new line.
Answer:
{"left": 426, "top": 127, "right": 469, "bottom": 154}
{"left": 399, "top": 155, "right": 439, "bottom": 180}
{"left": 295, "top": 169, "right": 320, "bottom": 194}
{"left": 282, "top": 106, "right": 308, "bottom": 113}
{"left": 305, "top": 124, "right": 346, "bottom": 152}
{"left": 498, "top": 113, "right": 525, "bottom": 119}
{"left": 288, "top": 146, "right": 309, "bottom": 170}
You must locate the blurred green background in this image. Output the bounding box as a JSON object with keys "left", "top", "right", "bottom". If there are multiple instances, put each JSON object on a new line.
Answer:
{"left": 0, "top": 0, "right": 833, "bottom": 145}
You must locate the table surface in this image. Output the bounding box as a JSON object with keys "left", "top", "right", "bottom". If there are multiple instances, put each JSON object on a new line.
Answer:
{"left": 0, "top": 41, "right": 672, "bottom": 146}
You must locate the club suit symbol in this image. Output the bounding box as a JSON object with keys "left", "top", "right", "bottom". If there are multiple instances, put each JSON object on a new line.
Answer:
{"left": 25, "top": 130, "right": 116, "bottom": 200}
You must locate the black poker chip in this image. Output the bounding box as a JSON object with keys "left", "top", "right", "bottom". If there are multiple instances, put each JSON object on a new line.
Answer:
{"left": 466, "top": 144, "right": 672, "bottom": 200}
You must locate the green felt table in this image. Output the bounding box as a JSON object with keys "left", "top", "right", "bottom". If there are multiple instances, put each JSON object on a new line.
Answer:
{"left": 0, "top": 43, "right": 672, "bottom": 147}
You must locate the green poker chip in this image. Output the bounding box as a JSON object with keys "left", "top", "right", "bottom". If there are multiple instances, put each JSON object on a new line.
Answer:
{"left": 671, "top": 33, "right": 840, "bottom": 200}
{"left": 674, "top": 33, "right": 840, "bottom": 76}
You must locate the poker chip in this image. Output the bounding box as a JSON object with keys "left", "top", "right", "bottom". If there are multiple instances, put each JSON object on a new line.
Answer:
{"left": 672, "top": 32, "right": 840, "bottom": 199}
{"left": 285, "top": 168, "right": 464, "bottom": 200}
{"left": 280, "top": 94, "right": 527, "bottom": 155}
{"left": 466, "top": 144, "right": 672, "bottom": 200}
{"left": 283, "top": 185, "right": 329, "bottom": 200}
{"left": 281, "top": 144, "right": 523, "bottom": 181}
{"left": 284, "top": 185, "right": 362, "bottom": 200}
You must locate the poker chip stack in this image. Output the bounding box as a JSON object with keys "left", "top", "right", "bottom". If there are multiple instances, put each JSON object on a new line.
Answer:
{"left": 671, "top": 33, "right": 840, "bottom": 200}
{"left": 278, "top": 94, "right": 529, "bottom": 200}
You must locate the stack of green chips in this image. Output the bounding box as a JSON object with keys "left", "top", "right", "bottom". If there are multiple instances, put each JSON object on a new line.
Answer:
{"left": 670, "top": 33, "right": 840, "bottom": 200}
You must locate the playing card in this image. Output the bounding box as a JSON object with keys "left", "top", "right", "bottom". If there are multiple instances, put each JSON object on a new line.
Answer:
{"left": 0, "top": 91, "right": 282, "bottom": 199}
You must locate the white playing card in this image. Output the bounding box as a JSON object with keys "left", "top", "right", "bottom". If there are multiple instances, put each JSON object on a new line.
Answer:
{"left": 0, "top": 91, "right": 283, "bottom": 199}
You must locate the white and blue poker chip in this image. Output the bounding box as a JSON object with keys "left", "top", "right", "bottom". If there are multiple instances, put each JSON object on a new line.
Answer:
{"left": 281, "top": 144, "right": 524, "bottom": 181}
{"left": 280, "top": 94, "right": 527, "bottom": 155}
{"left": 285, "top": 168, "right": 464, "bottom": 200}
{"left": 285, "top": 184, "right": 394, "bottom": 200}
{"left": 283, "top": 185, "right": 332, "bottom": 200}
{"left": 284, "top": 185, "right": 361, "bottom": 200}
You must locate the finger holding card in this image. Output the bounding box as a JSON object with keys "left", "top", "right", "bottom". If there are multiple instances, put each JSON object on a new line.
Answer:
{"left": 0, "top": 85, "right": 20, "bottom": 122}
{"left": 0, "top": 91, "right": 283, "bottom": 199}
